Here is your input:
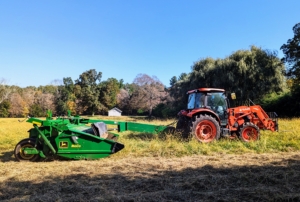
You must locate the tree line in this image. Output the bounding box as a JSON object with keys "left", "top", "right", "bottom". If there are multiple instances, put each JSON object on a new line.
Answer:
{"left": 1, "top": 23, "right": 300, "bottom": 118}
{"left": 0, "top": 71, "right": 169, "bottom": 118}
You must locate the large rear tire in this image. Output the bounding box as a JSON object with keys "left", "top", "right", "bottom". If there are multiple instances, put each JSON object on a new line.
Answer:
{"left": 14, "top": 138, "right": 40, "bottom": 162}
{"left": 239, "top": 123, "right": 260, "bottom": 142}
{"left": 192, "top": 115, "right": 220, "bottom": 143}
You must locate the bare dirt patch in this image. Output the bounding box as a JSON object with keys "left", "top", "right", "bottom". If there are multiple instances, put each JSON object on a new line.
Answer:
{"left": 1, "top": 152, "right": 300, "bottom": 201}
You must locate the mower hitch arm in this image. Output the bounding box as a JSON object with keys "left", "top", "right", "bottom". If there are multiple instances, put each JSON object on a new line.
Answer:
{"left": 33, "top": 124, "right": 56, "bottom": 154}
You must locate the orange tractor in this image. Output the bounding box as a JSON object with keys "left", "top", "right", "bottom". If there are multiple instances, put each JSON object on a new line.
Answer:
{"left": 176, "top": 88, "right": 278, "bottom": 142}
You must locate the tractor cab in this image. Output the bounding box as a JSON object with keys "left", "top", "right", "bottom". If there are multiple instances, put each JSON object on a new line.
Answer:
{"left": 186, "top": 88, "right": 228, "bottom": 125}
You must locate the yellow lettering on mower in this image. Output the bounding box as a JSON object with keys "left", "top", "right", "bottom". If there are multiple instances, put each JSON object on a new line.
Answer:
{"left": 71, "top": 144, "right": 81, "bottom": 148}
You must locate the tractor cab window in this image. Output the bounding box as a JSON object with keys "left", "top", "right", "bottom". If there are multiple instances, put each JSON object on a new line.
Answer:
{"left": 188, "top": 92, "right": 205, "bottom": 109}
{"left": 195, "top": 93, "right": 205, "bottom": 108}
{"left": 187, "top": 93, "right": 196, "bottom": 109}
{"left": 207, "top": 92, "right": 227, "bottom": 119}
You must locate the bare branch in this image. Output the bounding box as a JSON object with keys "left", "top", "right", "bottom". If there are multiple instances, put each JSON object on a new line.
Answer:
{"left": 0, "top": 78, "right": 13, "bottom": 104}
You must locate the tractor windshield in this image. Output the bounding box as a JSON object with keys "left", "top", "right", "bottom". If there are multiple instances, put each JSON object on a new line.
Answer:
{"left": 207, "top": 92, "right": 227, "bottom": 119}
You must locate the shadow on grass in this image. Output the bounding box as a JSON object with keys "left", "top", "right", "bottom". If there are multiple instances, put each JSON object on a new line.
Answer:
{"left": 1, "top": 156, "right": 300, "bottom": 201}
{"left": 0, "top": 151, "right": 15, "bottom": 162}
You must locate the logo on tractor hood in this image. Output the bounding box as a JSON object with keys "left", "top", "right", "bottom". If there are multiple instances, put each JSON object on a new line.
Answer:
{"left": 239, "top": 107, "right": 250, "bottom": 111}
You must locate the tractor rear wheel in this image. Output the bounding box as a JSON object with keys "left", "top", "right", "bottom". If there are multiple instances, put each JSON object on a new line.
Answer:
{"left": 192, "top": 115, "right": 220, "bottom": 143}
{"left": 239, "top": 123, "right": 260, "bottom": 142}
{"left": 14, "top": 138, "right": 40, "bottom": 162}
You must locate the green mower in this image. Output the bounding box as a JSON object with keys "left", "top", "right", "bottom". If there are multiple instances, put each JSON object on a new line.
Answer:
{"left": 14, "top": 111, "right": 170, "bottom": 161}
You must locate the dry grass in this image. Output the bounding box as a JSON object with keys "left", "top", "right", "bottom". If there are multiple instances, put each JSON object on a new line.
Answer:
{"left": 1, "top": 117, "right": 300, "bottom": 201}
{"left": 0, "top": 153, "right": 299, "bottom": 201}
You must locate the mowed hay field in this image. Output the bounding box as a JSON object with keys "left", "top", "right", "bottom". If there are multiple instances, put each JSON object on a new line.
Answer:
{"left": 1, "top": 117, "right": 300, "bottom": 201}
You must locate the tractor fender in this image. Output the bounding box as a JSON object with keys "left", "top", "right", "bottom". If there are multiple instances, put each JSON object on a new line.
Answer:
{"left": 177, "top": 110, "right": 188, "bottom": 116}
{"left": 187, "top": 109, "right": 221, "bottom": 124}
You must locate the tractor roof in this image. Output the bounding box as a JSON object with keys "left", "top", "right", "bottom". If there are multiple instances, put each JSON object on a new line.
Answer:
{"left": 187, "top": 88, "right": 225, "bottom": 94}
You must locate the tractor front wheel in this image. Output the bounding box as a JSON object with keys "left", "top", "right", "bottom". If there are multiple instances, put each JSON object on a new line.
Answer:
{"left": 14, "top": 138, "right": 40, "bottom": 162}
{"left": 192, "top": 115, "right": 220, "bottom": 143}
{"left": 239, "top": 123, "right": 260, "bottom": 142}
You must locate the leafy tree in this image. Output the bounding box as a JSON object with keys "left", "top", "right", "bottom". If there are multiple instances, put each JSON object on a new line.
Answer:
{"left": 281, "top": 22, "right": 300, "bottom": 86}
{"left": 169, "top": 76, "right": 177, "bottom": 86}
{"left": 170, "top": 46, "right": 286, "bottom": 108}
{"left": 99, "top": 78, "right": 120, "bottom": 112}
{"left": 278, "top": 23, "right": 300, "bottom": 117}
{"left": 152, "top": 102, "right": 176, "bottom": 118}
{"left": 178, "top": 73, "right": 188, "bottom": 81}
{"left": 75, "top": 69, "right": 102, "bottom": 116}
{"left": 29, "top": 103, "right": 44, "bottom": 117}
{"left": 0, "top": 100, "right": 10, "bottom": 117}
{"left": 55, "top": 77, "right": 77, "bottom": 115}
{"left": 55, "top": 91, "right": 67, "bottom": 116}
{"left": 37, "top": 85, "right": 58, "bottom": 94}
{"left": 63, "top": 77, "right": 74, "bottom": 91}
{"left": 119, "top": 79, "right": 124, "bottom": 89}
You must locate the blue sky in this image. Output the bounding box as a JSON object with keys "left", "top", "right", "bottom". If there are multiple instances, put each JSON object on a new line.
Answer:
{"left": 0, "top": 0, "right": 299, "bottom": 87}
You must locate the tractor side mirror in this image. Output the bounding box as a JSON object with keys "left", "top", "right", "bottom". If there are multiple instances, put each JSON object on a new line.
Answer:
{"left": 231, "top": 93, "right": 236, "bottom": 100}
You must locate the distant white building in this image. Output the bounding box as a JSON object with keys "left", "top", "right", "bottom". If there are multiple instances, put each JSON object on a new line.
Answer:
{"left": 108, "top": 107, "right": 122, "bottom": 116}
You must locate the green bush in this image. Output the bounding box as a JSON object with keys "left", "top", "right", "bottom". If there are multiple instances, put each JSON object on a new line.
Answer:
{"left": 0, "top": 101, "right": 10, "bottom": 117}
